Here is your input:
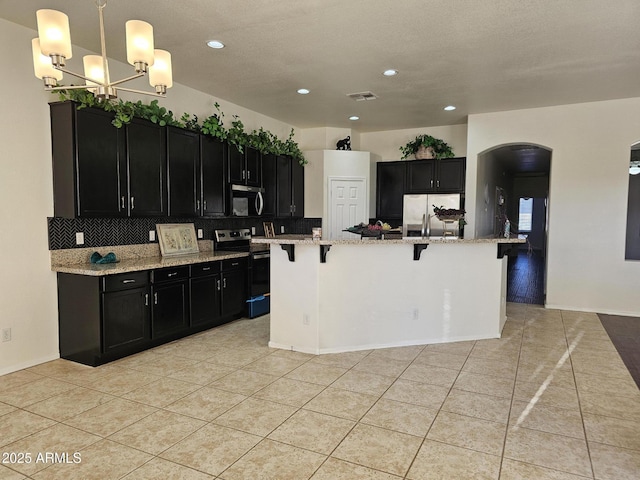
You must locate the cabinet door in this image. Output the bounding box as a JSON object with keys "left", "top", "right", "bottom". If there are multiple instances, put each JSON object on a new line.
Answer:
{"left": 221, "top": 269, "right": 246, "bottom": 317}
{"left": 190, "top": 274, "right": 222, "bottom": 327}
{"left": 126, "top": 119, "right": 167, "bottom": 216}
{"left": 291, "top": 158, "right": 305, "bottom": 218}
{"left": 406, "top": 160, "right": 436, "bottom": 193}
{"left": 245, "top": 147, "right": 261, "bottom": 187}
{"left": 228, "top": 144, "right": 245, "bottom": 184}
{"left": 102, "top": 287, "right": 149, "bottom": 352}
{"left": 376, "top": 162, "right": 406, "bottom": 219}
{"left": 261, "top": 153, "right": 277, "bottom": 216}
{"left": 200, "top": 136, "right": 227, "bottom": 216}
{"left": 151, "top": 281, "right": 189, "bottom": 338}
{"left": 167, "top": 127, "right": 199, "bottom": 216}
{"left": 437, "top": 157, "right": 466, "bottom": 193}
{"left": 75, "top": 108, "right": 125, "bottom": 217}
{"left": 276, "top": 155, "right": 293, "bottom": 217}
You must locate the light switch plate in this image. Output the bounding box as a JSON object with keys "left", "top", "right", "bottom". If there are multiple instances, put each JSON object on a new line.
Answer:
{"left": 251, "top": 226, "right": 256, "bottom": 235}
{"left": 197, "top": 229, "right": 203, "bottom": 239}
{"left": 280, "top": 226, "right": 285, "bottom": 233}
{"left": 149, "top": 230, "right": 156, "bottom": 242}
{"left": 75, "top": 232, "right": 84, "bottom": 245}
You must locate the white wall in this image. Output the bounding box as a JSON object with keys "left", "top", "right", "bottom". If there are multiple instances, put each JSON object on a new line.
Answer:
{"left": 466, "top": 99, "right": 640, "bottom": 315}
{"left": 0, "top": 19, "right": 296, "bottom": 375}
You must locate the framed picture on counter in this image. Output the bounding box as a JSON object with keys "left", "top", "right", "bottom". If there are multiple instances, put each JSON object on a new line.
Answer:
{"left": 156, "top": 223, "right": 200, "bottom": 256}
{"left": 263, "top": 222, "right": 275, "bottom": 238}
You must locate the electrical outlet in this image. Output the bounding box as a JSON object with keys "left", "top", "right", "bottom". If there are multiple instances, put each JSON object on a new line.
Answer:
{"left": 303, "top": 314, "right": 310, "bottom": 325}
{"left": 2, "top": 328, "right": 11, "bottom": 342}
{"left": 197, "top": 229, "right": 203, "bottom": 239}
{"left": 149, "top": 230, "right": 156, "bottom": 242}
{"left": 251, "top": 226, "right": 256, "bottom": 235}
{"left": 280, "top": 225, "right": 285, "bottom": 234}
{"left": 75, "top": 232, "right": 84, "bottom": 245}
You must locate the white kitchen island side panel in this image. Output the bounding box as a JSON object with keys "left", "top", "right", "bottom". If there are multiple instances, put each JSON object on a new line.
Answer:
{"left": 268, "top": 241, "right": 508, "bottom": 354}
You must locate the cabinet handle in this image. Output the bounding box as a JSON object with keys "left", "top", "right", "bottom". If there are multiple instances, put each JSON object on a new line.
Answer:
{"left": 203, "top": 200, "right": 207, "bottom": 210}
{"left": 437, "top": 180, "right": 440, "bottom": 188}
{"left": 122, "top": 279, "right": 136, "bottom": 284}
{"left": 430, "top": 180, "right": 433, "bottom": 188}
{"left": 130, "top": 196, "right": 135, "bottom": 210}
{"left": 167, "top": 272, "right": 178, "bottom": 277}
{"left": 231, "top": 262, "right": 239, "bottom": 266}
{"left": 154, "top": 292, "right": 158, "bottom": 305}
{"left": 202, "top": 266, "right": 211, "bottom": 271}
{"left": 121, "top": 196, "right": 125, "bottom": 209}
{"left": 242, "top": 170, "right": 246, "bottom": 180}
{"left": 196, "top": 200, "right": 200, "bottom": 211}
{"left": 223, "top": 278, "right": 227, "bottom": 288}
{"left": 293, "top": 204, "right": 296, "bottom": 213}
{"left": 216, "top": 279, "right": 221, "bottom": 291}
{"left": 247, "top": 170, "right": 251, "bottom": 180}
{"left": 144, "top": 293, "right": 149, "bottom": 306}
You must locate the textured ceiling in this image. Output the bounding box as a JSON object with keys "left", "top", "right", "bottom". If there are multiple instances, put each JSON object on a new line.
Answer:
{"left": 2, "top": 0, "right": 640, "bottom": 133}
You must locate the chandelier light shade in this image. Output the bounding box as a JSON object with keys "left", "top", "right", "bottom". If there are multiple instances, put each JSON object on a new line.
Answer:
{"left": 31, "top": 1, "right": 172, "bottom": 100}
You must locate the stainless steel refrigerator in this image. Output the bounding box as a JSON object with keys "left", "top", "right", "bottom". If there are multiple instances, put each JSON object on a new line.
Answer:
{"left": 402, "top": 194, "right": 462, "bottom": 237}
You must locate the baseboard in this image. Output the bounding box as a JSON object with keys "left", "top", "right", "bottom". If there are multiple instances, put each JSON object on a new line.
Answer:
{"left": 0, "top": 353, "right": 60, "bottom": 376}
{"left": 544, "top": 304, "right": 640, "bottom": 318}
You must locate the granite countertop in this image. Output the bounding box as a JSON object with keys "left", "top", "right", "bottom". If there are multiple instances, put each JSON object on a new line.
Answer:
{"left": 50, "top": 241, "right": 248, "bottom": 276}
{"left": 251, "top": 235, "right": 526, "bottom": 246}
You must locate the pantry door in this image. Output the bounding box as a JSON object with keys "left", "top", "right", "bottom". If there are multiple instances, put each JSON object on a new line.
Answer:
{"left": 328, "top": 177, "right": 368, "bottom": 240}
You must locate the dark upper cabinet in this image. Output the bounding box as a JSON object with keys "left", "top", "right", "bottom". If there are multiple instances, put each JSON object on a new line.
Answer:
{"left": 265, "top": 154, "right": 304, "bottom": 218}
{"left": 291, "top": 159, "right": 305, "bottom": 218}
{"left": 405, "top": 157, "right": 466, "bottom": 194}
{"left": 200, "top": 135, "right": 227, "bottom": 216}
{"left": 376, "top": 161, "right": 406, "bottom": 220}
{"left": 126, "top": 118, "right": 167, "bottom": 216}
{"left": 50, "top": 102, "right": 125, "bottom": 218}
{"left": 167, "top": 127, "right": 199, "bottom": 216}
{"left": 228, "top": 145, "right": 261, "bottom": 187}
{"left": 261, "top": 153, "right": 277, "bottom": 216}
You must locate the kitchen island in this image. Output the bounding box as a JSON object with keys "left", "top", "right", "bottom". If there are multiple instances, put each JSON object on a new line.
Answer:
{"left": 252, "top": 235, "right": 525, "bottom": 354}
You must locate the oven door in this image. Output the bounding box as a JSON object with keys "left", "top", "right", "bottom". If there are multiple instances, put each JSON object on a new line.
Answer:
{"left": 250, "top": 251, "right": 270, "bottom": 297}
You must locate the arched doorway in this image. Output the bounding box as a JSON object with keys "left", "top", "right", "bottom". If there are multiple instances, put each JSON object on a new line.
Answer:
{"left": 477, "top": 143, "right": 552, "bottom": 305}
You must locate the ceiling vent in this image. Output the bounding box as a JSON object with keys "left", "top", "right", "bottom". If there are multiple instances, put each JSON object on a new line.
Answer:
{"left": 347, "top": 91, "right": 378, "bottom": 102}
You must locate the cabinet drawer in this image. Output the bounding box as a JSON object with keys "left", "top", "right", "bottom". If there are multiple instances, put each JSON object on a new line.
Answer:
{"left": 152, "top": 266, "right": 190, "bottom": 283}
{"left": 221, "top": 257, "right": 247, "bottom": 271}
{"left": 103, "top": 271, "right": 149, "bottom": 292}
{"left": 191, "top": 262, "right": 220, "bottom": 277}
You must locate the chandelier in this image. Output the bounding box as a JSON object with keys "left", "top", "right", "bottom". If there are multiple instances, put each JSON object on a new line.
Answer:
{"left": 31, "top": 0, "right": 172, "bottom": 100}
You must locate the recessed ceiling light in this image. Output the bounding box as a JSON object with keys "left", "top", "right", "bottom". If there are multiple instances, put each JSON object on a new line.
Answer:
{"left": 297, "top": 88, "right": 310, "bottom": 95}
{"left": 444, "top": 105, "right": 456, "bottom": 111}
{"left": 383, "top": 69, "right": 398, "bottom": 76}
{"left": 206, "top": 40, "right": 225, "bottom": 49}
{"left": 349, "top": 115, "right": 359, "bottom": 121}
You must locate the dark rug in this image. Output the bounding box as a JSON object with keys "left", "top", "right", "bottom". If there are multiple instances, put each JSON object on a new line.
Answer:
{"left": 598, "top": 313, "right": 640, "bottom": 389}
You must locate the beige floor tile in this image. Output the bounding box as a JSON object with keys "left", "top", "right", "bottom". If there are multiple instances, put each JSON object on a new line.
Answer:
{"left": 331, "top": 370, "right": 395, "bottom": 396}
{"left": 382, "top": 379, "right": 449, "bottom": 410}
{"left": 425, "top": 340, "right": 476, "bottom": 356}
{"left": 164, "top": 386, "right": 246, "bottom": 421}
{"left": 569, "top": 337, "right": 618, "bottom": 353}
{"left": 0, "top": 369, "right": 44, "bottom": 393}
{"left": 88, "top": 368, "right": 161, "bottom": 396}
{"left": 285, "top": 362, "right": 348, "bottom": 386}
{"left": 407, "top": 439, "right": 501, "bottom": 480}
{"left": 0, "top": 410, "right": 56, "bottom": 448}
{"left": 413, "top": 351, "right": 468, "bottom": 370}
{"left": 516, "top": 360, "right": 576, "bottom": 388}
{"left": 0, "top": 377, "right": 76, "bottom": 408}
{"left": 53, "top": 364, "right": 130, "bottom": 388}
{"left": 160, "top": 423, "right": 261, "bottom": 476}
{"left": 361, "top": 398, "right": 436, "bottom": 437}
{"left": 583, "top": 413, "right": 640, "bottom": 451}
{"left": 206, "top": 347, "right": 271, "bottom": 367}
{"left": 442, "top": 388, "right": 511, "bottom": 424}
{"left": 304, "top": 388, "right": 378, "bottom": 421}
{"left": 243, "top": 354, "right": 307, "bottom": 376}
{"left": 427, "top": 411, "right": 507, "bottom": 456}
{"left": 513, "top": 380, "right": 580, "bottom": 410}
{"left": 352, "top": 356, "right": 411, "bottom": 378}
{"left": 152, "top": 340, "right": 227, "bottom": 361}
{"left": 0, "top": 465, "right": 27, "bottom": 480}
{"left": 0, "top": 401, "right": 16, "bottom": 417}
{"left": 400, "top": 363, "right": 459, "bottom": 388}
{"left": 214, "top": 397, "right": 297, "bottom": 436}
{"left": 122, "top": 378, "right": 200, "bottom": 407}
{"left": 500, "top": 458, "right": 592, "bottom": 480}
{"left": 462, "top": 356, "right": 518, "bottom": 379}
{"left": 120, "top": 354, "right": 201, "bottom": 377}
{"left": 221, "top": 438, "right": 326, "bottom": 480}
{"left": 504, "top": 426, "right": 592, "bottom": 477}
{"left": 367, "top": 345, "right": 425, "bottom": 362}
{"left": 210, "top": 369, "right": 279, "bottom": 395}
{"left": 310, "top": 457, "right": 401, "bottom": 479}
{"left": 63, "top": 398, "right": 156, "bottom": 437}
{"left": 579, "top": 390, "right": 640, "bottom": 422}
{"left": 268, "top": 409, "right": 355, "bottom": 454}
{"left": 166, "top": 361, "right": 236, "bottom": 385}
{"left": 453, "top": 371, "right": 515, "bottom": 398}
{"left": 307, "top": 351, "right": 370, "bottom": 369}
{"left": 23, "top": 386, "right": 114, "bottom": 422}
{"left": 332, "top": 423, "right": 422, "bottom": 476}
{"left": 269, "top": 348, "right": 316, "bottom": 362}
{"left": 253, "top": 377, "right": 324, "bottom": 407}
{"left": 570, "top": 359, "right": 632, "bottom": 379}
{"left": 32, "top": 439, "right": 151, "bottom": 480}
{"left": 574, "top": 372, "right": 640, "bottom": 399}
{"left": 108, "top": 409, "right": 206, "bottom": 455}
{"left": 589, "top": 441, "right": 640, "bottom": 480}
{"left": 509, "top": 399, "right": 585, "bottom": 439}
{"left": 468, "top": 348, "right": 520, "bottom": 363}
{"left": 121, "top": 457, "right": 215, "bottom": 479}
{"left": 25, "top": 359, "right": 93, "bottom": 379}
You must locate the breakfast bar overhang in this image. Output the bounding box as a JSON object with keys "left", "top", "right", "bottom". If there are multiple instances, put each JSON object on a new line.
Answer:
{"left": 252, "top": 236, "right": 525, "bottom": 354}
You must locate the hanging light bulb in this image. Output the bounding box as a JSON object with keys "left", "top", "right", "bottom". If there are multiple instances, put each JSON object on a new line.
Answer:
{"left": 125, "top": 20, "right": 154, "bottom": 72}
{"left": 31, "top": 38, "right": 63, "bottom": 87}
{"left": 149, "top": 49, "right": 173, "bottom": 94}
{"left": 35, "top": 9, "right": 72, "bottom": 66}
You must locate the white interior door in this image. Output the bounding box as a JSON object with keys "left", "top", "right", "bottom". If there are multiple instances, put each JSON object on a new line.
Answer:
{"left": 328, "top": 177, "right": 367, "bottom": 240}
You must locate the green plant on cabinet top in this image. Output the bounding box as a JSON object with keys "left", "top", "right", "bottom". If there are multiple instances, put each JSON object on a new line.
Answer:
{"left": 400, "top": 134, "right": 455, "bottom": 160}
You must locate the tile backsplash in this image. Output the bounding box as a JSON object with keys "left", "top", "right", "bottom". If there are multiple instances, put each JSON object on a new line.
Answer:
{"left": 48, "top": 216, "right": 321, "bottom": 250}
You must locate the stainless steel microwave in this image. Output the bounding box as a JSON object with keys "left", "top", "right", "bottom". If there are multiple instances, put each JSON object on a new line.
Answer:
{"left": 231, "top": 184, "right": 265, "bottom": 216}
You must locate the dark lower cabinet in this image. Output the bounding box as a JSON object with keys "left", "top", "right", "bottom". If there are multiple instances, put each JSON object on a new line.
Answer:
{"left": 151, "top": 266, "right": 189, "bottom": 339}
{"left": 221, "top": 258, "right": 247, "bottom": 317}
{"left": 190, "top": 262, "right": 222, "bottom": 327}
{"left": 103, "top": 287, "right": 150, "bottom": 353}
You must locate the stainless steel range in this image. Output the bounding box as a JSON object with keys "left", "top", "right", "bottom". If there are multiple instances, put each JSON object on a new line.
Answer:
{"left": 213, "top": 228, "right": 270, "bottom": 318}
